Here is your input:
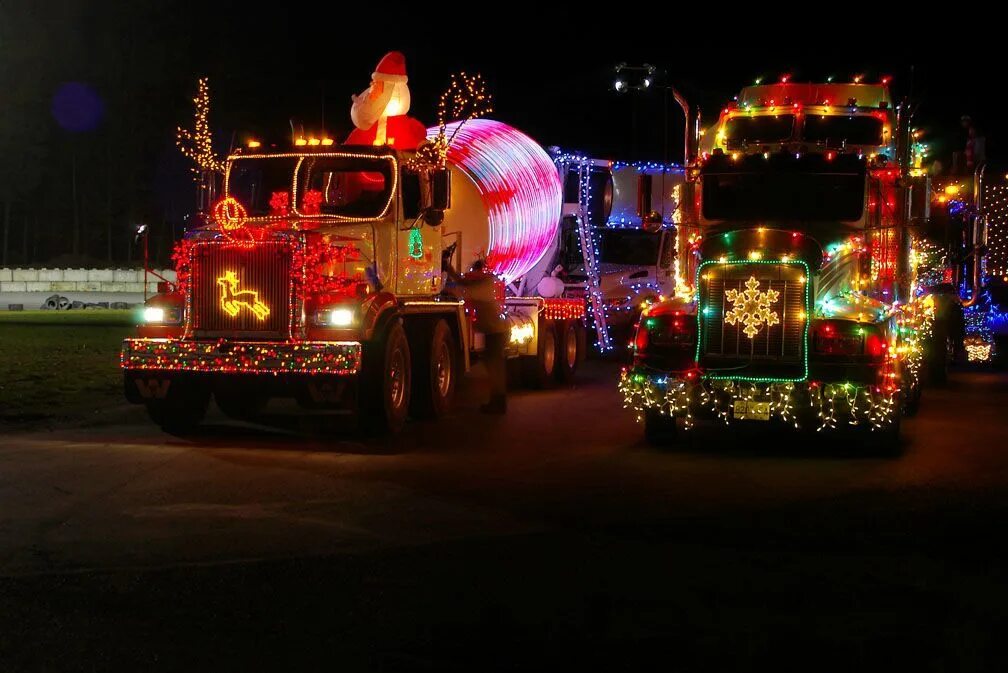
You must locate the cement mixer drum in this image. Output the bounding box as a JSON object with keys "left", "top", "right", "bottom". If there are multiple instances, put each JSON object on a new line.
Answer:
{"left": 432, "top": 119, "right": 562, "bottom": 284}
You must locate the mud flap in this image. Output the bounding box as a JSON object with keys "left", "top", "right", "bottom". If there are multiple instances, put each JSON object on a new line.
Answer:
{"left": 124, "top": 373, "right": 172, "bottom": 403}
{"left": 296, "top": 377, "right": 352, "bottom": 409}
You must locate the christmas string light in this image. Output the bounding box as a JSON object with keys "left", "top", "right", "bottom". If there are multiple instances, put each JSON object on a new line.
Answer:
{"left": 541, "top": 298, "right": 586, "bottom": 321}
{"left": 436, "top": 119, "right": 562, "bottom": 284}
{"left": 122, "top": 338, "right": 361, "bottom": 375}
{"left": 546, "top": 150, "right": 613, "bottom": 351}
{"left": 408, "top": 72, "right": 494, "bottom": 172}
{"left": 619, "top": 371, "right": 901, "bottom": 432}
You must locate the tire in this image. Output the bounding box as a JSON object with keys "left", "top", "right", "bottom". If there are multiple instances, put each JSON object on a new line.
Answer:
{"left": 408, "top": 319, "right": 458, "bottom": 419}
{"left": 522, "top": 321, "right": 557, "bottom": 389}
{"left": 994, "top": 336, "right": 1008, "bottom": 370}
{"left": 214, "top": 390, "right": 268, "bottom": 420}
{"left": 555, "top": 320, "right": 584, "bottom": 383}
{"left": 644, "top": 409, "right": 678, "bottom": 448}
{"left": 928, "top": 324, "right": 951, "bottom": 385}
{"left": 145, "top": 377, "right": 210, "bottom": 436}
{"left": 902, "top": 380, "right": 922, "bottom": 417}
{"left": 866, "top": 413, "right": 902, "bottom": 456}
{"left": 359, "top": 320, "right": 412, "bottom": 434}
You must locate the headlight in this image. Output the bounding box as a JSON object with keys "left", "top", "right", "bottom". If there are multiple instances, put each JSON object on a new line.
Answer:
{"left": 313, "top": 307, "right": 356, "bottom": 327}
{"left": 329, "top": 308, "right": 354, "bottom": 327}
{"left": 142, "top": 306, "right": 182, "bottom": 324}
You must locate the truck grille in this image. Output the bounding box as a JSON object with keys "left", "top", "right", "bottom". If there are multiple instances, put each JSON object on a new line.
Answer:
{"left": 698, "top": 262, "right": 808, "bottom": 379}
{"left": 189, "top": 241, "right": 294, "bottom": 339}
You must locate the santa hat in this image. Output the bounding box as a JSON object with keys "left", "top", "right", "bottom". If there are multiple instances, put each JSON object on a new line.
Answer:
{"left": 373, "top": 51, "right": 408, "bottom": 84}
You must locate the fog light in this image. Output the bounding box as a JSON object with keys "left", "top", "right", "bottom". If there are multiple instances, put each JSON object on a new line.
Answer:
{"left": 143, "top": 307, "right": 165, "bottom": 323}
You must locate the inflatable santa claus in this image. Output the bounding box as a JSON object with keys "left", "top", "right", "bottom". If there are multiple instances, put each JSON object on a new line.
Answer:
{"left": 345, "top": 51, "right": 427, "bottom": 150}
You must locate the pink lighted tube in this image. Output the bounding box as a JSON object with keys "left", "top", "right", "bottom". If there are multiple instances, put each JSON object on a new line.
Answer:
{"left": 430, "top": 119, "right": 562, "bottom": 283}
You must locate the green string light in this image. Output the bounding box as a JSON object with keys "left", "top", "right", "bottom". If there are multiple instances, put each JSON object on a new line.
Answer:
{"left": 694, "top": 258, "right": 811, "bottom": 383}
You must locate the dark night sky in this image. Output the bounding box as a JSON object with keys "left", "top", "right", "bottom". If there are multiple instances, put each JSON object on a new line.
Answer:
{"left": 3, "top": 2, "right": 1007, "bottom": 263}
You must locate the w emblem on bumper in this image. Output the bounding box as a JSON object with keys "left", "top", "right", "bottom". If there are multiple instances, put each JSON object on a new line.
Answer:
{"left": 135, "top": 378, "right": 171, "bottom": 399}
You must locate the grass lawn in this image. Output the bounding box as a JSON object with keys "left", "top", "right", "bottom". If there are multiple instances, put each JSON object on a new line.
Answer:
{"left": 0, "top": 311, "right": 138, "bottom": 427}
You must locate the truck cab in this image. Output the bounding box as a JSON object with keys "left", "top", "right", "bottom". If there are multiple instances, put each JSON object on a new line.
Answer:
{"left": 596, "top": 163, "right": 684, "bottom": 334}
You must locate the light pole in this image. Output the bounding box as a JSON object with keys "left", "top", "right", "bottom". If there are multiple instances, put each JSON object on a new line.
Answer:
{"left": 613, "top": 64, "right": 695, "bottom": 167}
{"left": 613, "top": 63, "right": 655, "bottom": 160}
{"left": 613, "top": 65, "right": 698, "bottom": 224}
{"left": 134, "top": 224, "right": 149, "bottom": 301}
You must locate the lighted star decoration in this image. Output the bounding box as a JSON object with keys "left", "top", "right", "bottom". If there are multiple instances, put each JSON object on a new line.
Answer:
{"left": 724, "top": 276, "right": 780, "bottom": 339}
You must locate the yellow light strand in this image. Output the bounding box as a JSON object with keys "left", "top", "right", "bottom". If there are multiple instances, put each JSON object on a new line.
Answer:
{"left": 176, "top": 77, "right": 225, "bottom": 179}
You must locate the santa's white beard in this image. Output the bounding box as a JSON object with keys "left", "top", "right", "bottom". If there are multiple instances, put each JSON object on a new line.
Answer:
{"left": 350, "top": 80, "right": 410, "bottom": 130}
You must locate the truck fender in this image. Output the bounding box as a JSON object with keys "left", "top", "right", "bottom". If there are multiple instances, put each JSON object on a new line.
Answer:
{"left": 361, "top": 292, "right": 399, "bottom": 342}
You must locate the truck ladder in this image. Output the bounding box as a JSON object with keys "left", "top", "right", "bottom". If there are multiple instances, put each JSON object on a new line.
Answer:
{"left": 575, "top": 162, "right": 612, "bottom": 351}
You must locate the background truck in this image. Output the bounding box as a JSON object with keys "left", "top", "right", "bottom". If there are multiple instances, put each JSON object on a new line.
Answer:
{"left": 921, "top": 162, "right": 1008, "bottom": 371}
{"left": 594, "top": 162, "right": 687, "bottom": 337}
{"left": 621, "top": 79, "right": 933, "bottom": 445}
{"left": 122, "top": 119, "right": 615, "bottom": 434}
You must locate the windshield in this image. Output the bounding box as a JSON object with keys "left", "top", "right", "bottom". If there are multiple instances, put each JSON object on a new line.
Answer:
{"left": 227, "top": 157, "right": 298, "bottom": 217}
{"left": 296, "top": 156, "right": 394, "bottom": 218}
{"left": 599, "top": 229, "right": 661, "bottom": 266}
{"left": 703, "top": 171, "right": 865, "bottom": 221}
{"left": 723, "top": 115, "right": 795, "bottom": 147}
{"left": 803, "top": 115, "right": 884, "bottom": 147}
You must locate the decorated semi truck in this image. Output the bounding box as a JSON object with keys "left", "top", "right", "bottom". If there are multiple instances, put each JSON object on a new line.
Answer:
{"left": 121, "top": 117, "right": 604, "bottom": 434}
{"left": 923, "top": 164, "right": 1008, "bottom": 369}
{"left": 122, "top": 54, "right": 610, "bottom": 434}
{"left": 620, "top": 79, "right": 933, "bottom": 445}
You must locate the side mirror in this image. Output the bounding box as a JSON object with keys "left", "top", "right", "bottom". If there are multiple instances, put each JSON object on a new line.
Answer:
{"left": 431, "top": 169, "right": 451, "bottom": 211}
{"left": 423, "top": 209, "right": 444, "bottom": 226}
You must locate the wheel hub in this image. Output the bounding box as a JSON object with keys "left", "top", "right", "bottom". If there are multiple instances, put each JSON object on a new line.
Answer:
{"left": 435, "top": 341, "right": 452, "bottom": 397}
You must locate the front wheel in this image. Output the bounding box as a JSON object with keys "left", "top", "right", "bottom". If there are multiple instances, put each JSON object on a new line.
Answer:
{"left": 145, "top": 377, "right": 210, "bottom": 436}
{"left": 644, "top": 410, "right": 678, "bottom": 448}
{"left": 866, "top": 413, "right": 902, "bottom": 456}
{"left": 902, "top": 379, "right": 922, "bottom": 417}
{"left": 359, "top": 321, "right": 412, "bottom": 434}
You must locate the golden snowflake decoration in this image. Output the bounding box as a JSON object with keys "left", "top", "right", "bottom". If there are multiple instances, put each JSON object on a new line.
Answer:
{"left": 724, "top": 276, "right": 780, "bottom": 339}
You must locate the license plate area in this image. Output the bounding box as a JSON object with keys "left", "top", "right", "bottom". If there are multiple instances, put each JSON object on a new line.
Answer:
{"left": 732, "top": 399, "right": 771, "bottom": 421}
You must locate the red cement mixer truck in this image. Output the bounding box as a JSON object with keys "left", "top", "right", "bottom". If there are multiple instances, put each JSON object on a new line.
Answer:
{"left": 122, "top": 119, "right": 594, "bottom": 434}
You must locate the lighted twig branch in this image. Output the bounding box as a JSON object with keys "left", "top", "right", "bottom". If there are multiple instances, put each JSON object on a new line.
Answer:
{"left": 176, "top": 77, "right": 225, "bottom": 177}
{"left": 409, "top": 72, "right": 494, "bottom": 171}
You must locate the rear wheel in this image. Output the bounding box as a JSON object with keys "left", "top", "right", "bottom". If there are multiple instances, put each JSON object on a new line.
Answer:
{"left": 145, "top": 377, "right": 210, "bottom": 436}
{"left": 928, "top": 323, "right": 952, "bottom": 384}
{"left": 555, "top": 320, "right": 584, "bottom": 383}
{"left": 359, "top": 321, "right": 411, "bottom": 434}
{"left": 522, "top": 321, "right": 557, "bottom": 389}
{"left": 644, "top": 410, "right": 678, "bottom": 448}
{"left": 409, "top": 319, "right": 458, "bottom": 419}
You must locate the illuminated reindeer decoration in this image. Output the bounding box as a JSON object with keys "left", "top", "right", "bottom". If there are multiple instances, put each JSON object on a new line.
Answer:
{"left": 217, "top": 271, "right": 270, "bottom": 321}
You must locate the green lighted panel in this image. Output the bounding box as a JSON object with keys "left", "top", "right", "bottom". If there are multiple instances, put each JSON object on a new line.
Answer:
{"left": 694, "top": 258, "right": 812, "bottom": 383}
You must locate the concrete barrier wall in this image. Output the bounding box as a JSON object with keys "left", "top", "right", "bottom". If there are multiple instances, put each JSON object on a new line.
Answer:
{"left": 0, "top": 268, "right": 176, "bottom": 294}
